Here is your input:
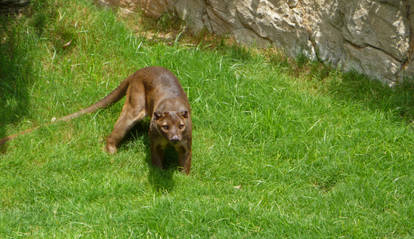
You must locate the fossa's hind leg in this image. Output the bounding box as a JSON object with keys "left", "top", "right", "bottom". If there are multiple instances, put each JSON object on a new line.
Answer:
{"left": 106, "top": 85, "right": 146, "bottom": 154}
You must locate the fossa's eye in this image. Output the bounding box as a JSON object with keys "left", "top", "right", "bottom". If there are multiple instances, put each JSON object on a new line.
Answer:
{"left": 162, "top": 125, "right": 169, "bottom": 130}
{"left": 179, "top": 124, "right": 184, "bottom": 129}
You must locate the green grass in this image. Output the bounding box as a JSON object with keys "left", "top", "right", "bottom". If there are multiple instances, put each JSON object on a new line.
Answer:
{"left": 1, "top": 0, "right": 414, "bottom": 238}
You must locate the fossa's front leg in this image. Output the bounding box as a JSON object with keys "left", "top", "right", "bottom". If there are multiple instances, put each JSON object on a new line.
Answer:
{"left": 150, "top": 141, "right": 165, "bottom": 169}
{"left": 177, "top": 143, "right": 191, "bottom": 175}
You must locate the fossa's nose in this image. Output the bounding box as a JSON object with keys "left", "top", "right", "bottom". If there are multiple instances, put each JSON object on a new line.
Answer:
{"left": 170, "top": 135, "right": 180, "bottom": 142}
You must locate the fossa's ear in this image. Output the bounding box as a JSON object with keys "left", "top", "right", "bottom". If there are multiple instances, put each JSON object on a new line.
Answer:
{"left": 154, "top": 111, "right": 162, "bottom": 120}
{"left": 179, "top": 111, "right": 189, "bottom": 118}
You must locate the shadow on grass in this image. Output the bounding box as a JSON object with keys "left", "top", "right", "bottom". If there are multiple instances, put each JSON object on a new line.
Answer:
{"left": 0, "top": 16, "right": 35, "bottom": 153}
{"left": 325, "top": 70, "right": 414, "bottom": 123}
{"left": 273, "top": 54, "right": 414, "bottom": 123}
{"left": 0, "top": 1, "right": 75, "bottom": 152}
{"left": 125, "top": 121, "right": 176, "bottom": 192}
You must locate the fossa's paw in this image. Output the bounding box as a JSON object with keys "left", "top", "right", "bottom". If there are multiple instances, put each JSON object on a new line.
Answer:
{"left": 105, "top": 144, "right": 117, "bottom": 154}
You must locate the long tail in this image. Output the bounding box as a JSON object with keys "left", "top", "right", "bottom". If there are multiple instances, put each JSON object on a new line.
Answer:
{"left": 0, "top": 126, "right": 40, "bottom": 145}
{"left": 55, "top": 77, "right": 130, "bottom": 122}
{"left": 0, "top": 76, "right": 131, "bottom": 146}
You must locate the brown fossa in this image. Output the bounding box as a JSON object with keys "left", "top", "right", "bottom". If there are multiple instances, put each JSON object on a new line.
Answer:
{"left": 0, "top": 66, "right": 192, "bottom": 174}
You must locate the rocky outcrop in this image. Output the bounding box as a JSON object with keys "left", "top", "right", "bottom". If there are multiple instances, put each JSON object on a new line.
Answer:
{"left": 100, "top": 0, "right": 414, "bottom": 85}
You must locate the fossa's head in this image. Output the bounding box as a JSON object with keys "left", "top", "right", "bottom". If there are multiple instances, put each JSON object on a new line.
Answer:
{"left": 153, "top": 111, "right": 189, "bottom": 143}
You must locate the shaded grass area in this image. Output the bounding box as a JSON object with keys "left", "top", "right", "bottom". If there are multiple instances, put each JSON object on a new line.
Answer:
{"left": 0, "top": 14, "right": 35, "bottom": 152}
{"left": 1, "top": 0, "right": 414, "bottom": 238}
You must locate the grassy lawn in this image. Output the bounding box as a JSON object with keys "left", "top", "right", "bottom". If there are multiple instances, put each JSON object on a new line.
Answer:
{"left": 1, "top": 0, "right": 414, "bottom": 238}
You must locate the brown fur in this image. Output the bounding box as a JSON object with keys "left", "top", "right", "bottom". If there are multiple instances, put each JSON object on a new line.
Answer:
{"left": 0, "top": 66, "right": 192, "bottom": 174}
{"left": 105, "top": 66, "right": 192, "bottom": 174}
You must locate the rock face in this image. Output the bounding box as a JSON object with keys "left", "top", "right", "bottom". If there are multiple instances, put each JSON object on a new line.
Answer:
{"left": 102, "top": 0, "right": 414, "bottom": 84}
